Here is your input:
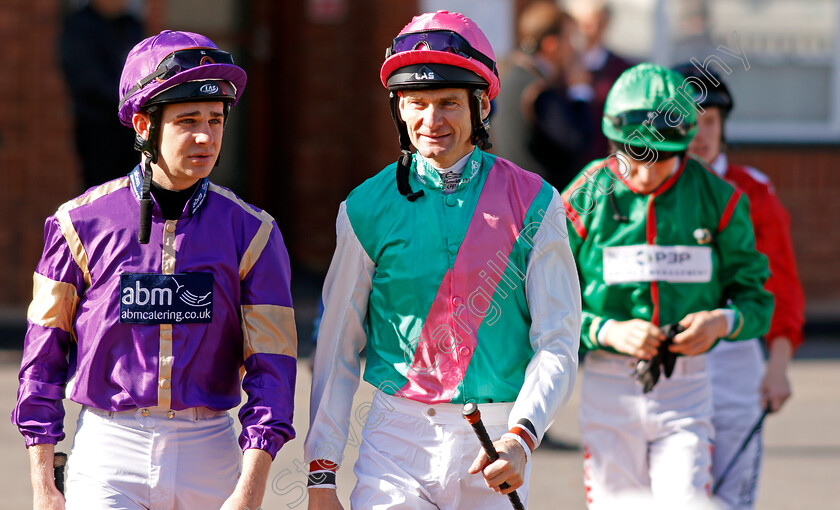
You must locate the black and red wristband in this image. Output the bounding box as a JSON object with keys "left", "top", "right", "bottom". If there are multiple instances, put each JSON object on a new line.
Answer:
{"left": 308, "top": 459, "right": 338, "bottom": 489}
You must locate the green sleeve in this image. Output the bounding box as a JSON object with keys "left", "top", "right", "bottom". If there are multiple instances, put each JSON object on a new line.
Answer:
{"left": 565, "top": 216, "right": 613, "bottom": 353}
{"left": 717, "top": 194, "right": 774, "bottom": 340}
{"left": 580, "top": 312, "right": 613, "bottom": 352}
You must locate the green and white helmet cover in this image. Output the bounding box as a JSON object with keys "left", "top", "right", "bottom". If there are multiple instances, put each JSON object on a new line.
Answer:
{"left": 602, "top": 63, "right": 699, "bottom": 152}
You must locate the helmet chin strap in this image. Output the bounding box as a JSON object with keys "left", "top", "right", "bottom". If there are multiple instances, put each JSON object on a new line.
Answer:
{"left": 389, "top": 89, "right": 491, "bottom": 203}
{"left": 389, "top": 92, "right": 424, "bottom": 202}
{"left": 137, "top": 106, "right": 160, "bottom": 244}
{"left": 469, "top": 89, "right": 492, "bottom": 150}
{"left": 215, "top": 103, "right": 232, "bottom": 168}
{"left": 134, "top": 102, "right": 231, "bottom": 243}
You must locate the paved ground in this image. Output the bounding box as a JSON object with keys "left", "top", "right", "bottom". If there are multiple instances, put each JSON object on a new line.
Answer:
{"left": 1, "top": 337, "right": 838, "bottom": 509}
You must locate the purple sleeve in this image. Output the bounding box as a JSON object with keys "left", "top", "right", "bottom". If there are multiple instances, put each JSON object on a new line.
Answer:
{"left": 237, "top": 222, "right": 297, "bottom": 459}
{"left": 11, "top": 217, "right": 83, "bottom": 446}
{"left": 238, "top": 353, "right": 297, "bottom": 458}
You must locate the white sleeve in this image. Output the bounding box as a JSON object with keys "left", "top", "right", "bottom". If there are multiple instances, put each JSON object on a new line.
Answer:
{"left": 508, "top": 190, "right": 582, "bottom": 446}
{"left": 303, "top": 201, "right": 374, "bottom": 466}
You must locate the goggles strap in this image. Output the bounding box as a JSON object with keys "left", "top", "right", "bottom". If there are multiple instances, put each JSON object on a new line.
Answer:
{"left": 118, "top": 67, "right": 169, "bottom": 112}
{"left": 390, "top": 30, "right": 498, "bottom": 78}
{"left": 119, "top": 48, "right": 235, "bottom": 112}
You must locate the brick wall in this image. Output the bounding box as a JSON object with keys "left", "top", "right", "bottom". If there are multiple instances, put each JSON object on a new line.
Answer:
{"left": 729, "top": 145, "right": 840, "bottom": 315}
{"left": 0, "top": 0, "right": 80, "bottom": 309}
{"left": 1, "top": 2, "right": 837, "bottom": 320}
{"left": 248, "top": 0, "right": 418, "bottom": 273}
{"left": 0, "top": 0, "right": 165, "bottom": 310}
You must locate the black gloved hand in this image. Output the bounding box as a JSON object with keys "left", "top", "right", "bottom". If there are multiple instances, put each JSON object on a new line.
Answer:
{"left": 633, "top": 355, "right": 661, "bottom": 393}
{"left": 659, "top": 323, "right": 684, "bottom": 378}
{"left": 632, "top": 323, "right": 686, "bottom": 393}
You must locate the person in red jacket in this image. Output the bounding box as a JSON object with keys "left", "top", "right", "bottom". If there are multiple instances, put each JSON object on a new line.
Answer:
{"left": 676, "top": 62, "right": 806, "bottom": 509}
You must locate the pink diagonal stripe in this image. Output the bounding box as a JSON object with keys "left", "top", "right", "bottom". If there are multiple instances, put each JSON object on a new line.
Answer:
{"left": 400, "top": 159, "right": 543, "bottom": 403}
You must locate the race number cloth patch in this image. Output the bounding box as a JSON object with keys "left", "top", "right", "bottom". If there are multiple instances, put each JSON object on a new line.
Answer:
{"left": 120, "top": 273, "right": 213, "bottom": 324}
{"left": 603, "top": 245, "right": 712, "bottom": 284}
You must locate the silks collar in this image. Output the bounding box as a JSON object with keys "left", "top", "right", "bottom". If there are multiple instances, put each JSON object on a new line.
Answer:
{"left": 413, "top": 148, "right": 482, "bottom": 192}
{"left": 129, "top": 165, "right": 209, "bottom": 217}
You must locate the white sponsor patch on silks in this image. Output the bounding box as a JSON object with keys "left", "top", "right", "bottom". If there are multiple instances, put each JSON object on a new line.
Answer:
{"left": 603, "top": 245, "right": 713, "bottom": 284}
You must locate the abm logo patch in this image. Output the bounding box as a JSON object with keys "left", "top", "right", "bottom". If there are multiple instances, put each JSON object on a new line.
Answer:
{"left": 120, "top": 273, "right": 213, "bottom": 324}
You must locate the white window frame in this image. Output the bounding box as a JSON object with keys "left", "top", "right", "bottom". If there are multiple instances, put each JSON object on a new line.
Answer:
{"left": 607, "top": 0, "right": 840, "bottom": 143}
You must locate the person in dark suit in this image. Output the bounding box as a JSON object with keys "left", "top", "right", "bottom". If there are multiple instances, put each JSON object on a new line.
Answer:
{"left": 492, "top": 1, "right": 593, "bottom": 190}
{"left": 565, "top": 0, "right": 633, "bottom": 165}
{"left": 59, "top": 0, "right": 144, "bottom": 189}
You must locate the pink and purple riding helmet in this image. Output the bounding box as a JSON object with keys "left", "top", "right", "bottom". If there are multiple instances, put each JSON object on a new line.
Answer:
{"left": 117, "top": 31, "right": 246, "bottom": 244}
{"left": 380, "top": 11, "right": 500, "bottom": 200}
{"left": 118, "top": 30, "right": 246, "bottom": 127}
